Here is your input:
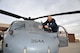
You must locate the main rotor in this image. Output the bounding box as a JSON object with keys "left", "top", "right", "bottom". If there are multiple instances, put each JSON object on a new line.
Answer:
{"left": 0, "top": 9, "right": 80, "bottom": 20}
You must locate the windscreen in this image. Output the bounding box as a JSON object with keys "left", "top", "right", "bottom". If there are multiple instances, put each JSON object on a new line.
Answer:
{"left": 9, "top": 21, "right": 58, "bottom": 34}
{"left": 10, "top": 21, "right": 25, "bottom": 30}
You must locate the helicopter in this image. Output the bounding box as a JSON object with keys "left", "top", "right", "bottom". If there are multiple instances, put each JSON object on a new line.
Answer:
{"left": 0, "top": 9, "right": 80, "bottom": 53}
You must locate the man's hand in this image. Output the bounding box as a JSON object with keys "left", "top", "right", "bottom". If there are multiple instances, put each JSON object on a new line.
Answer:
{"left": 38, "top": 25, "right": 43, "bottom": 29}
{"left": 44, "top": 25, "right": 48, "bottom": 28}
{"left": 38, "top": 25, "right": 49, "bottom": 29}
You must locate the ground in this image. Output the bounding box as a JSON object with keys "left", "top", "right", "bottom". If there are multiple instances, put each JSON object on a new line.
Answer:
{"left": 59, "top": 42, "right": 80, "bottom": 53}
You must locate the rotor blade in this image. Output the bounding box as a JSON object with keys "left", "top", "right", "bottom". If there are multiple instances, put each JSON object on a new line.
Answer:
{"left": 0, "top": 9, "right": 28, "bottom": 20}
{"left": 0, "top": 9, "right": 80, "bottom": 20}
{"left": 32, "top": 10, "right": 80, "bottom": 20}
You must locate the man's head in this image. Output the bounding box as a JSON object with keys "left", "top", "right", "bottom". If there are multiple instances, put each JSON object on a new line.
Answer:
{"left": 47, "top": 15, "right": 53, "bottom": 22}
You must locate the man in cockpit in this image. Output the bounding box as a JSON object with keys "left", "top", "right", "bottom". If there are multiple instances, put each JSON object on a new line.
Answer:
{"left": 39, "top": 15, "right": 58, "bottom": 32}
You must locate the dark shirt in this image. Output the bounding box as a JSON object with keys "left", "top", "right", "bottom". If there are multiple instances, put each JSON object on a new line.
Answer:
{"left": 42, "top": 19, "right": 58, "bottom": 32}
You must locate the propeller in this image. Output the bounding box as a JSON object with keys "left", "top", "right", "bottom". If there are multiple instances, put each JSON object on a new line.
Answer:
{"left": 0, "top": 9, "right": 31, "bottom": 20}
{"left": 33, "top": 10, "right": 80, "bottom": 20}
{"left": 0, "top": 9, "right": 80, "bottom": 20}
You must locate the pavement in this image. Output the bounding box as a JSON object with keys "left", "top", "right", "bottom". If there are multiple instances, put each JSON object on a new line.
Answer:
{"left": 0, "top": 41, "right": 80, "bottom": 53}
{"left": 59, "top": 42, "right": 80, "bottom": 53}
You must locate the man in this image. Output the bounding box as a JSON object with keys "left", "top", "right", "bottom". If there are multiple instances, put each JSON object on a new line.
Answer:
{"left": 39, "top": 15, "right": 58, "bottom": 32}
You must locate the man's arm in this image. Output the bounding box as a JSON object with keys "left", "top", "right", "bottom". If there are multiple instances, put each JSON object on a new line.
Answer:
{"left": 42, "top": 21, "right": 49, "bottom": 28}
{"left": 42, "top": 21, "right": 47, "bottom": 26}
{"left": 38, "top": 21, "right": 48, "bottom": 29}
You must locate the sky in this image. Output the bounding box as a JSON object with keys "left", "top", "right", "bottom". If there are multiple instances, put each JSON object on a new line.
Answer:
{"left": 0, "top": 0, "right": 80, "bottom": 39}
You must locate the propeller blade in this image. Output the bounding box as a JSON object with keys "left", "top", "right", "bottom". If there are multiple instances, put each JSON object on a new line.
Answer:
{"left": 0, "top": 9, "right": 80, "bottom": 20}
{"left": 32, "top": 10, "right": 80, "bottom": 20}
{"left": 0, "top": 9, "right": 28, "bottom": 20}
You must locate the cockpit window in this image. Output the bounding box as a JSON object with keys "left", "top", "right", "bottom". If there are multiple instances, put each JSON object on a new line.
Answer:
{"left": 10, "top": 21, "right": 25, "bottom": 30}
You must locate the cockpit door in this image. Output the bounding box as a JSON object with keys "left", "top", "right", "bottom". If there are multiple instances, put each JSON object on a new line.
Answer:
{"left": 58, "top": 25, "right": 68, "bottom": 47}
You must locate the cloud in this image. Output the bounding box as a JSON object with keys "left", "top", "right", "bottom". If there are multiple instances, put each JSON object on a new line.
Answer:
{"left": 0, "top": 0, "right": 80, "bottom": 39}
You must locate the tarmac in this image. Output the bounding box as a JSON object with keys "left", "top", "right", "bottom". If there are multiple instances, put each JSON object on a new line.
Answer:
{"left": 0, "top": 41, "right": 80, "bottom": 53}
{"left": 59, "top": 42, "right": 80, "bottom": 53}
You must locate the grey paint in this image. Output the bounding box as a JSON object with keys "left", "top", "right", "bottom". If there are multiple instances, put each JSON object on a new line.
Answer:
{"left": 3, "top": 20, "right": 68, "bottom": 53}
